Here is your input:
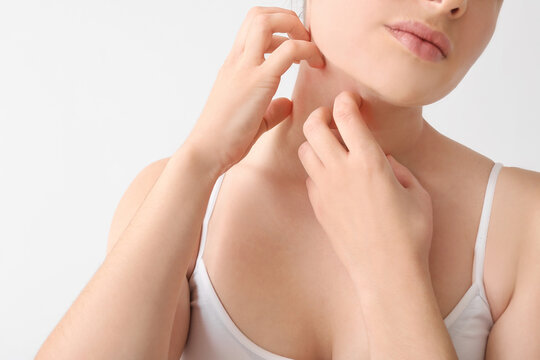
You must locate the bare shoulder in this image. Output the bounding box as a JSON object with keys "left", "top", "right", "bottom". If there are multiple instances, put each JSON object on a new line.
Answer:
{"left": 503, "top": 164, "right": 540, "bottom": 185}
{"left": 504, "top": 164, "right": 540, "bottom": 247}
{"left": 495, "top": 164, "right": 540, "bottom": 252}
{"left": 482, "top": 163, "right": 539, "bottom": 321}
{"left": 498, "top": 164, "right": 540, "bottom": 255}
{"left": 498, "top": 165, "right": 540, "bottom": 213}
{"left": 106, "top": 157, "right": 171, "bottom": 255}
{"left": 485, "top": 165, "right": 540, "bottom": 358}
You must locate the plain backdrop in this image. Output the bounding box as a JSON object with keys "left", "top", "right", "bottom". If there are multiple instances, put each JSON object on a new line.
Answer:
{"left": 0, "top": 0, "right": 539, "bottom": 358}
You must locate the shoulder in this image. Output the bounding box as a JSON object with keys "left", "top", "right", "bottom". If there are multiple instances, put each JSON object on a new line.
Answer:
{"left": 501, "top": 164, "right": 540, "bottom": 259}
{"left": 485, "top": 165, "right": 540, "bottom": 358}
{"left": 497, "top": 165, "right": 540, "bottom": 216}
{"left": 482, "top": 163, "right": 539, "bottom": 320}
{"left": 494, "top": 164, "right": 540, "bottom": 292}
{"left": 501, "top": 164, "right": 540, "bottom": 186}
{"left": 106, "top": 157, "right": 171, "bottom": 255}
{"left": 495, "top": 164, "right": 540, "bottom": 256}
{"left": 506, "top": 165, "right": 540, "bottom": 266}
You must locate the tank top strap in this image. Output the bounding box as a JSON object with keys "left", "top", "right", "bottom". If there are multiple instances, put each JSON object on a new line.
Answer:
{"left": 197, "top": 171, "right": 227, "bottom": 261}
{"left": 472, "top": 161, "right": 504, "bottom": 301}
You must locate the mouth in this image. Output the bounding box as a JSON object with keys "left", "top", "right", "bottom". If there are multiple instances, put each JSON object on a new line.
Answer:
{"left": 385, "top": 20, "right": 451, "bottom": 61}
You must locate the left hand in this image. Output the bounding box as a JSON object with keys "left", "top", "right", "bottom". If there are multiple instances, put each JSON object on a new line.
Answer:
{"left": 297, "top": 90, "right": 434, "bottom": 273}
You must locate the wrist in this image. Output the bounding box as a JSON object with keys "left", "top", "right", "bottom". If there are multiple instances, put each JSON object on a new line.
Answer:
{"left": 348, "top": 251, "right": 431, "bottom": 291}
{"left": 171, "top": 141, "right": 224, "bottom": 185}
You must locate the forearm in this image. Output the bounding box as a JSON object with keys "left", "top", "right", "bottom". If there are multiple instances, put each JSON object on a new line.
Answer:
{"left": 350, "top": 257, "right": 458, "bottom": 360}
{"left": 36, "top": 145, "right": 223, "bottom": 360}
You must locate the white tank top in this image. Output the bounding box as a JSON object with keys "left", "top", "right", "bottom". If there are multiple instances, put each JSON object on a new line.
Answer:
{"left": 180, "top": 162, "right": 504, "bottom": 360}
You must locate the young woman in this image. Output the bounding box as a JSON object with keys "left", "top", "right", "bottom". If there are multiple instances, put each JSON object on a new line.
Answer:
{"left": 37, "top": 1, "right": 540, "bottom": 359}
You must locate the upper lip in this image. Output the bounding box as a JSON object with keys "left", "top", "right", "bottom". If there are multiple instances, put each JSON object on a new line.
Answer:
{"left": 385, "top": 20, "right": 451, "bottom": 58}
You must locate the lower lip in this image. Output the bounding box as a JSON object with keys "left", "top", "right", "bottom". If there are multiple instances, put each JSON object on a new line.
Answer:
{"left": 385, "top": 26, "right": 445, "bottom": 62}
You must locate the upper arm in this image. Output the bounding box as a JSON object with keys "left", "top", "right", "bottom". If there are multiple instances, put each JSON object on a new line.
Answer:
{"left": 105, "top": 157, "right": 170, "bottom": 255}
{"left": 485, "top": 170, "right": 540, "bottom": 359}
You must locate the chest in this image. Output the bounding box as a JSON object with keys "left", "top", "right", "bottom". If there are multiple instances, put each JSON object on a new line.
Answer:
{"left": 198, "top": 172, "right": 517, "bottom": 359}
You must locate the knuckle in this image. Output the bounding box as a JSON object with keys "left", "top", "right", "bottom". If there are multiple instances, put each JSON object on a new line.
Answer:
{"left": 333, "top": 100, "right": 355, "bottom": 122}
{"left": 298, "top": 141, "right": 309, "bottom": 156}
{"left": 303, "top": 107, "right": 326, "bottom": 133}
{"left": 284, "top": 11, "right": 300, "bottom": 24}
{"left": 358, "top": 154, "right": 386, "bottom": 174}
{"left": 253, "top": 13, "right": 271, "bottom": 30}
{"left": 312, "top": 106, "right": 330, "bottom": 118}
{"left": 303, "top": 118, "right": 317, "bottom": 134}
{"left": 282, "top": 39, "right": 300, "bottom": 54}
{"left": 372, "top": 157, "right": 388, "bottom": 173}
{"left": 248, "top": 6, "right": 263, "bottom": 17}
{"left": 282, "top": 8, "right": 299, "bottom": 17}
{"left": 277, "top": 7, "right": 300, "bottom": 19}
{"left": 334, "top": 108, "right": 355, "bottom": 123}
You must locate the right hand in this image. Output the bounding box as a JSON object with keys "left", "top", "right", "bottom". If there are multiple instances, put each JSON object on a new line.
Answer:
{"left": 184, "top": 6, "right": 326, "bottom": 174}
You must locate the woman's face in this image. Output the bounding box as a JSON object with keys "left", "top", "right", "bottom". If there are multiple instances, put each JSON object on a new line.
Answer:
{"left": 306, "top": 0, "right": 504, "bottom": 106}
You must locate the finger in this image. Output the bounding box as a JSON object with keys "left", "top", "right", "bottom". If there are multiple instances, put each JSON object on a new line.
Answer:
{"left": 232, "top": 6, "right": 300, "bottom": 55}
{"left": 386, "top": 154, "right": 419, "bottom": 190}
{"left": 243, "top": 12, "right": 311, "bottom": 65}
{"left": 261, "top": 39, "right": 325, "bottom": 75}
{"left": 263, "top": 35, "right": 290, "bottom": 54}
{"left": 264, "top": 35, "right": 301, "bottom": 64}
{"left": 305, "top": 175, "right": 322, "bottom": 217}
{"left": 330, "top": 128, "right": 348, "bottom": 150}
{"left": 303, "top": 107, "right": 347, "bottom": 166}
{"left": 251, "top": 97, "right": 293, "bottom": 143}
{"left": 298, "top": 140, "right": 324, "bottom": 180}
{"left": 332, "top": 91, "right": 386, "bottom": 160}
{"left": 264, "top": 35, "right": 289, "bottom": 53}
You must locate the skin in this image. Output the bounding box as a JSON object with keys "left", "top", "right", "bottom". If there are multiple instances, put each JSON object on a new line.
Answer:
{"left": 261, "top": 0, "right": 504, "bottom": 183}
{"left": 298, "top": 90, "right": 456, "bottom": 358}
{"left": 222, "top": 0, "right": 509, "bottom": 357}
{"left": 34, "top": 1, "right": 539, "bottom": 359}
{"left": 188, "top": 0, "right": 536, "bottom": 358}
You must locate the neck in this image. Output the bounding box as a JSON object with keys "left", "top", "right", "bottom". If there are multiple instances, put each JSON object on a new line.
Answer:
{"left": 248, "top": 59, "right": 447, "bottom": 184}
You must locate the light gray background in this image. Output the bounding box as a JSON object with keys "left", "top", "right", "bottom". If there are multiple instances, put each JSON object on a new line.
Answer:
{"left": 0, "top": 0, "right": 538, "bottom": 358}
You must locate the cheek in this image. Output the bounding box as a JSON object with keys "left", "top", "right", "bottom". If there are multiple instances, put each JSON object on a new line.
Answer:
{"left": 458, "top": 20, "right": 496, "bottom": 70}
{"left": 311, "top": 2, "right": 457, "bottom": 106}
{"left": 310, "top": 0, "right": 379, "bottom": 52}
{"left": 441, "top": 13, "right": 497, "bottom": 94}
{"left": 310, "top": 0, "right": 498, "bottom": 107}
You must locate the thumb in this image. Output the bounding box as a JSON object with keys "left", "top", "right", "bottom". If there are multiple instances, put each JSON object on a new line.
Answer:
{"left": 386, "top": 154, "right": 421, "bottom": 190}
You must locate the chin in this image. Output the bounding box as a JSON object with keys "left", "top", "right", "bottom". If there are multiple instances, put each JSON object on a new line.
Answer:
{"left": 347, "top": 70, "right": 448, "bottom": 108}
{"left": 348, "top": 55, "right": 461, "bottom": 107}
{"left": 326, "top": 40, "right": 464, "bottom": 107}
{"left": 377, "top": 81, "right": 448, "bottom": 107}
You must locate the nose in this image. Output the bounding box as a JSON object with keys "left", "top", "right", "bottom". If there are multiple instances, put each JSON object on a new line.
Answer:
{"left": 430, "top": 0, "right": 468, "bottom": 19}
